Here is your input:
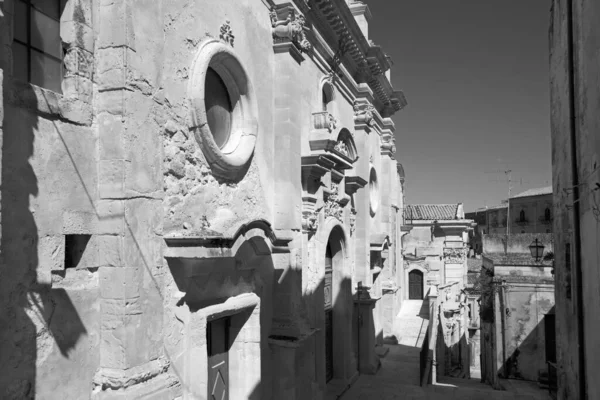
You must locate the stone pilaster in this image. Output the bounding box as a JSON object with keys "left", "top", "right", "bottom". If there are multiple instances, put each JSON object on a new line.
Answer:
{"left": 92, "top": 1, "right": 174, "bottom": 398}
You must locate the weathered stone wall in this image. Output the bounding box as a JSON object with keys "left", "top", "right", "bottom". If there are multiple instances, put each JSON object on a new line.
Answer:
{"left": 0, "top": 0, "right": 406, "bottom": 398}
{"left": 501, "top": 286, "right": 555, "bottom": 382}
{"left": 550, "top": 0, "right": 600, "bottom": 398}
{"left": 483, "top": 233, "right": 554, "bottom": 255}
{"left": 0, "top": 1, "right": 104, "bottom": 398}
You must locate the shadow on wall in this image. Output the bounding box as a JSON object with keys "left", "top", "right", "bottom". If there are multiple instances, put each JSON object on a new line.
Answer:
{"left": 499, "top": 305, "right": 556, "bottom": 383}
{"left": 0, "top": 80, "right": 88, "bottom": 399}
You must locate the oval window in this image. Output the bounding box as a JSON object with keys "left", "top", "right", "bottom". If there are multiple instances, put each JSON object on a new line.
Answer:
{"left": 369, "top": 166, "right": 379, "bottom": 217}
{"left": 205, "top": 67, "right": 233, "bottom": 149}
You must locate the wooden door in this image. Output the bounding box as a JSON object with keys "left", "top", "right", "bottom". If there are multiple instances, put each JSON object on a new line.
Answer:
{"left": 325, "top": 243, "right": 334, "bottom": 382}
{"left": 207, "top": 317, "right": 230, "bottom": 400}
{"left": 408, "top": 270, "right": 423, "bottom": 300}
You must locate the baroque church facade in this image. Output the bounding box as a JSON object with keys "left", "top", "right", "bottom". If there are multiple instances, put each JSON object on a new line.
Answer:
{"left": 0, "top": 0, "right": 407, "bottom": 399}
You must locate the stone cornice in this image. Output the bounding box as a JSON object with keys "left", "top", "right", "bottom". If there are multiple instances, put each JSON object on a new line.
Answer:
{"left": 299, "top": 0, "right": 407, "bottom": 118}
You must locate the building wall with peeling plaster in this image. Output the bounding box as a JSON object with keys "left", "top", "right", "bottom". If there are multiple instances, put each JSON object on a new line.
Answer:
{"left": 0, "top": 0, "right": 407, "bottom": 399}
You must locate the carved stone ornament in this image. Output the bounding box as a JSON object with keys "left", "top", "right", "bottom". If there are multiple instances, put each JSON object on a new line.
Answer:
{"left": 270, "top": 9, "right": 312, "bottom": 53}
{"left": 443, "top": 247, "right": 466, "bottom": 264}
{"left": 349, "top": 208, "right": 357, "bottom": 235}
{"left": 334, "top": 140, "right": 350, "bottom": 157}
{"left": 63, "top": 46, "right": 93, "bottom": 80}
{"left": 302, "top": 209, "right": 319, "bottom": 233}
{"left": 325, "top": 183, "right": 343, "bottom": 221}
{"left": 312, "top": 111, "right": 337, "bottom": 133}
{"left": 219, "top": 20, "right": 234, "bottom": 46}
{"left": 353, "top": 100, "right": 375, "bottom": 127}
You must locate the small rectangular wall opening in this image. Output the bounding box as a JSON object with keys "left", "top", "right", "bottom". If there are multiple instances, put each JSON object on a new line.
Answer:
{"left": 65, "top": 234, "right": 91, "bottom": 269}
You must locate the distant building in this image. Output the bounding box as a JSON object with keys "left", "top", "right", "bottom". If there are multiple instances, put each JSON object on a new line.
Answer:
{"left": 403, "top": 204, "right": 475, "bottom": 294}
{"left": 479, "top": 234, "right": 555, "bottom": 389}
{"left": 466, "top": 186, "right": 553, "bottom": 256}
{"left": 509, "top": 186, "right": 553, "bottom": 234}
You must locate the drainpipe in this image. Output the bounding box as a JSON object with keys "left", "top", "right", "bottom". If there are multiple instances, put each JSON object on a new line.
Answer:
{"left": 566, "top": 0, "right": 587, "bottom": 397}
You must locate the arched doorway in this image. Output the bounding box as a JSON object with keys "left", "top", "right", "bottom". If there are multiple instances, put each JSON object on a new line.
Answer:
{"left": 408, "top": 270, "right": 424, "bottom": 300}
{"left": 319, "top": 224, "right": 354, "bottom": 386}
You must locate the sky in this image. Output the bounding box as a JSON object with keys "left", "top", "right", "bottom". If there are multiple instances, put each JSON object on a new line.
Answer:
{"left": 366, "top": 0, "right": 553, "bottom": 212}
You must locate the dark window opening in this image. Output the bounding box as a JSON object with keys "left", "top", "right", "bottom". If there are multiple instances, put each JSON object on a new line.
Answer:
{"left": 64, "top": 234, "right": 91, "bottom": 269}
{"left": 545, "top": 207, "right": 551, "bottom": 221}
{"left": 322, "top": 83, "right": 333, "bottom": 112}
{"left": 205, "top": 67, "right": 233, "bottom": 149}
{"left": 13, "top": 0, "right": 67, "bottom": 93}
{"left": 545, "top": 314, "right": 556, "bottom": 363}
{"left": 519, "top": 209, "right": 526, "bottom": 222}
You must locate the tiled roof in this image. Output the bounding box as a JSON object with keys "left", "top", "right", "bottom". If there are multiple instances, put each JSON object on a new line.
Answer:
{"left": 511, "top": 186, "right": 553, "bottom": 199}
{"left": 486, "top": 204, "right": 508, "bottom": 210}
{"left": 405, "top": 204, "right": 458, "bottom": 220}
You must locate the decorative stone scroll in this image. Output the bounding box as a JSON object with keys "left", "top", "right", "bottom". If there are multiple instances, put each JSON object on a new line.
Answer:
{"left": 353, "top": 100, "right": 375, "bottom": 127}
{"left": 270, "top": 9, "right": 312, "bottom": 52}
{"left": 219, "top": 20, "right": 234, "bottom": 46}
{"left": 313, "top": 111, "right": 337, "bottom": 133}
{"left": 443, "top": 247, "right": 466, "bottom": 264}
{"left": 325, "top": 183, "right": 343, "bottom": 221}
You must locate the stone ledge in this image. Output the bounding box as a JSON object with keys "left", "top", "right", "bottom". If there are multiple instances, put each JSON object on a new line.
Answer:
{"left": 5, "top": 79, "right": 93, "bottom": 125}
{"left": 273, "top": 41, "right": 305, "bottom": 64}
{"left": 92, "top": 357, "right": 170, "bottom": 391}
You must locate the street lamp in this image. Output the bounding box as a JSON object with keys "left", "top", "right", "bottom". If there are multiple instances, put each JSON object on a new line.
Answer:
{"left": 528, "top": 238, "right": 545, "bottom": 262}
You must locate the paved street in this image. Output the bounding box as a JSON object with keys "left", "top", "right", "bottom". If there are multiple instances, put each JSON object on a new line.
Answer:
{"left": 340, "top": 344, "right": 552, "bottom": 400}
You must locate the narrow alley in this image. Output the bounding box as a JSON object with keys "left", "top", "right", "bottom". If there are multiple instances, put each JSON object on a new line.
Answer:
{"left": 340, "top": 305, "right": 552, "bottom": 400}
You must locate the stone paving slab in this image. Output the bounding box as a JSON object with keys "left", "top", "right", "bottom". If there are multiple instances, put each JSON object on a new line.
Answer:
{"left": 340, "top": 344, "right": 552, "bottom": 400}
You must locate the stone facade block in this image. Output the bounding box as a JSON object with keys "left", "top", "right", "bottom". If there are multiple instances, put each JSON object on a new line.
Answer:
{"left": 97, "top": 47, "right": 129, "bottom": 92}
{"left": 99, "top": 113, "right": 125, "bottom": 160}
{"left": 96, "top": 200, "right": 125, "bottom": 235}
{"left": 95, "top": 235, "right": 123, "bottom": 268}
{"left": 98, "top": 0, "right": 135, "bottom": 50}
{"left": 99, "top": 266, "right": 142, "bottom": 299}
{"left": 99, "top": 160, "right": 125, "bottom": 199}
{"left": 96, "top": 90, "right": 127, "bottom": 115}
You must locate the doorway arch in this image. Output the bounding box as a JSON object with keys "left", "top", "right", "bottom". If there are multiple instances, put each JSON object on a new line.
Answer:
{"left": 408, "top": 269, "right": 424, "bottom": 300}
{"left": 315, "top": 220, "right": 355, "bottom": 388}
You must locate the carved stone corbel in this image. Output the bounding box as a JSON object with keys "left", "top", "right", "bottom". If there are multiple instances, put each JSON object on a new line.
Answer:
{"left": 270, "top": 8, "right": 312, "bottom": 53}
{"left": 353, "top": 100, "right": 375, "bottom": 127}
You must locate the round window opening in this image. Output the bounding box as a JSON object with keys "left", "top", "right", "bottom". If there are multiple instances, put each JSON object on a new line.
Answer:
{"left": 369, "top": 166, "right": 379, "bottom": 217}
{"left": 205, "top": 67, "right": 233, "bottom": 149}
{"left": 188, "top": 39, "right": 258, "bottom": 181}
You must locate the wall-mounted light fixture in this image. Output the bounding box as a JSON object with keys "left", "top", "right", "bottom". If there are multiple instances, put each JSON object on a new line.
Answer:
{"left": 528, "top": 238, "right": 545, "bottom": 262}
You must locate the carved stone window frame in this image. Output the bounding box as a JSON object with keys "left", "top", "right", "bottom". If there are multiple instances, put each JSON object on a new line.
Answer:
{"left": 188, "top": 39, "right": 259, "bottom": 181}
